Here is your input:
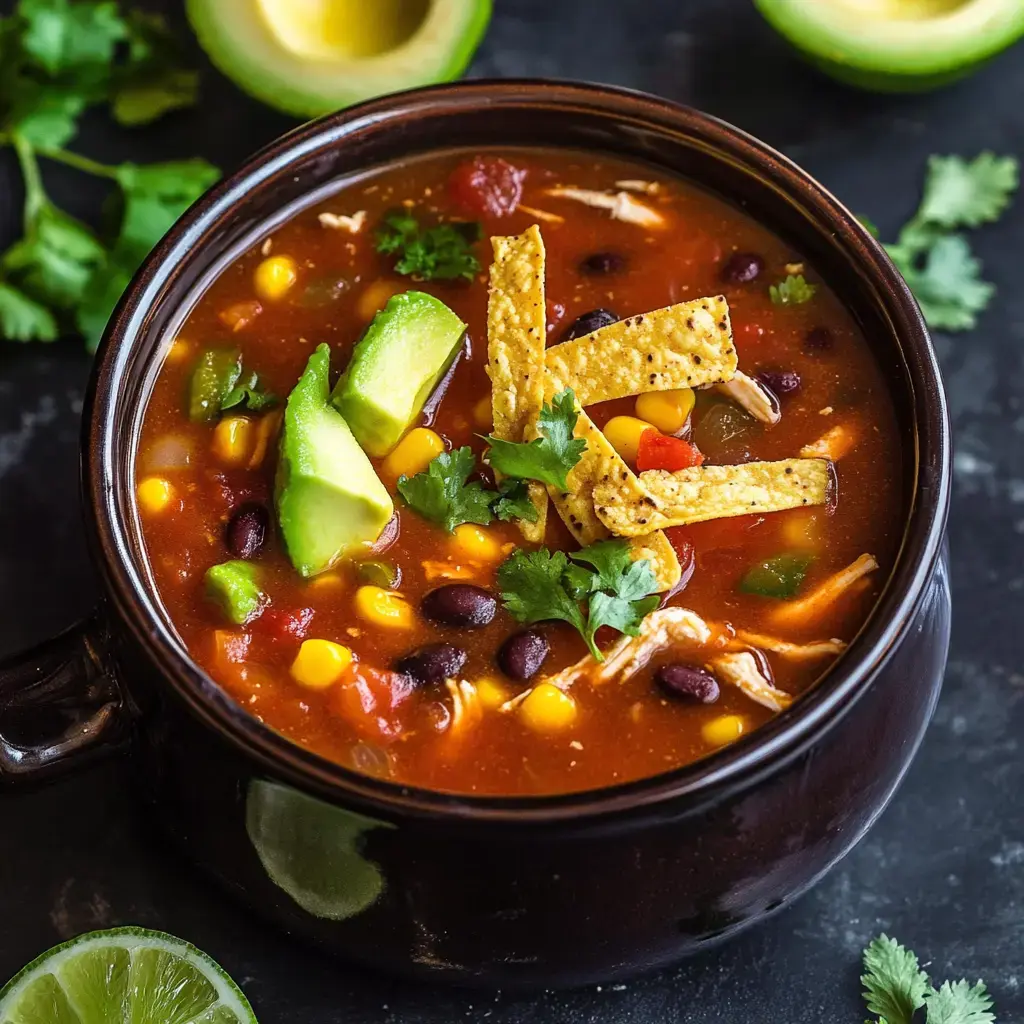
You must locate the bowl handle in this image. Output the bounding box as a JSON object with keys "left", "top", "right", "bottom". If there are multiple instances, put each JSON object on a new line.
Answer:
{"left": 0, "top": 614, "right": 129, "bottom": 787}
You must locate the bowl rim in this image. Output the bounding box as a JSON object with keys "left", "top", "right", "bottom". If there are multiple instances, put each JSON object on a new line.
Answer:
{"left": 84, "top": 79, "right": 951, "bottom": 825}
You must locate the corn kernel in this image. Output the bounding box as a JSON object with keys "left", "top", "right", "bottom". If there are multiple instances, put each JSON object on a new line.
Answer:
{"left": 354, "top": 585, "right": 414, "bottom": 629}
{"left": 253, "top": 255, "right": 298, "bottom": 301}
{"left": 603, "top": 415, "right": 656, "bottom": 465}
{"left": 475, "top": 677, "right": 508, "bottom": 710}
{"left": 635, "top": 388, "right": 695, "bottom": 434}
{"left": 212, "top": 416, "right": 255, "bottom": 466}
{"left": 472, "top": 395, "right": 493, "bottom": 431}
{"left": 450, "top": 523, "right": 502, "bottom": 563}
{"left": 781, "top": 509, "right": 822, "bottom": 550}
{"left": 137, "top": 477, "right": 175, "bottom": 514}
{"left": 306, "top": 572, "right": 345, "bottom": 591}
{"left": 165, "top": 338, "right": 191, "bottom": 364}
{"left": 520, "top": 683, "right": 577, "bottom": 733}
{"left": 357, "top": 279, "right": 403, "bottom": 321}
{"left": 702, "top": 714, "right": 747, "bottom": 748}
{"left": 382, "top": 427, "right": 444, "bottom": 479}
{"left": 290, "top": 639, "right": 353, "bottom": 689}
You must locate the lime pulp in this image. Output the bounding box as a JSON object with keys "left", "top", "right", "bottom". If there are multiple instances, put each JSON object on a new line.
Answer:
{"left": 0, "top": 927, "right": 256, "bottom": 1024}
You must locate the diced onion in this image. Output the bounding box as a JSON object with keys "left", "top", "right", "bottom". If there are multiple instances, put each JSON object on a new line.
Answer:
{"left": 143, "top": 434, "right": 193, "bottom": 472}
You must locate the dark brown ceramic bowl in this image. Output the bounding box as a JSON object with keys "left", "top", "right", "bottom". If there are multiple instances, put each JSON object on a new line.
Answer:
{"left": 0, "top": 81, "right": 951, "bottom": 989}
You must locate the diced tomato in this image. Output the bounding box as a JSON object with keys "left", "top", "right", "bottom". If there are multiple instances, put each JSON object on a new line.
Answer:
{"left": 448, "top": 156, "right": 525, "bottom": 217}
{"left": 333, "top": 664, "right": 416, "bottom": 742}
{"left": 636, "top": 430, "right": 705, "bottom": 472}
{"left": 254, "top": 607, "right": 314, "bottom": 642}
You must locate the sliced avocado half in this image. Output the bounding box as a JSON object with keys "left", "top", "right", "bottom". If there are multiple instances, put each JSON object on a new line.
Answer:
{"left": 333, "top": 290, "right": 466, "bottom": 457}
{"left": 755, "top": 0, "right": 1024, "bottom": 91}
{"left": 186, "top": 0, "right": 492, "bottom": 118}
{"left": 276, "top": 343, "right": 394, "bottom": 578}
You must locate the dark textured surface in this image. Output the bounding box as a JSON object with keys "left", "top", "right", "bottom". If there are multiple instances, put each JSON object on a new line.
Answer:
{"left": 1, "top": 1, "right": 1023, "bottom": 1019}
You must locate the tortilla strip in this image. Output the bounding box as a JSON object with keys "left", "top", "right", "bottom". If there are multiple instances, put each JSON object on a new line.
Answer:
{"left": 770, "top": 553, "right": 879, "bottom": 626}
{"left": 486, "top": 225, "right": 549, "bottom": 542}
{"left": 535, "top": 394, "right": 680, "bottom": 591}
{"left": 593, "top": 459, "right": 830, "bottom": 537}
{"left": 544, "top": 296, "right": 737, "bottom": 406}
{"left": 714, "top": 370, "right": 780, "bottom": 425}
{"left": 710, "top": 652, "right": 793, "bottom": 711}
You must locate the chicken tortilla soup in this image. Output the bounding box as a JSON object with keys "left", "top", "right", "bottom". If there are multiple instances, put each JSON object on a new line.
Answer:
{"left": 136, "top": 149, "right": 902, "bottom": 796}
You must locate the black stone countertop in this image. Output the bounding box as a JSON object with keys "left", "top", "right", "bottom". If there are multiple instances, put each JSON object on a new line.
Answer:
{"left": 3, "top": 1, "right": 1024, "bottom": 1020}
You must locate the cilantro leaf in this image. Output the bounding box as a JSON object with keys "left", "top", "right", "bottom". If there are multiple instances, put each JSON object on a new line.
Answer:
{"left": 497, "top": 549, "right": 590, "bottom": 650}
{"left": 924, "top": 980, "right": 996, "bottom": 1024}
{"left": 568, "top": 539, "right": 634, "bottom": 592}
{"left": 221, "top": 370, "right": 278, "bottom": 413}
{"left": 8, "top": 88, "right": 85, "bottom": 147}
{"left": 891, "top": 234, "right": 994, "bottom": 332}
{"left": 492, "top": 478, "right": 539, "bottom": 523}
{"left": 375, "top": 211, "right": 481, "bottom": 281}
{"left": 769, "top": 273, "right": 817, "bottom": 305}
{"left": 917, "top": 152, "right": 1019, "bottom": 230}
{"left": 0, "top": 281, "right": 58, "bottom": 341}
{"left": 20, "top": 0, "right": 126, "bottom": 78}
{"left": 397, "top": 446, "right": 495, "bottom": 533}
{"left": 861, "top": 935, "right": 930, "bottom": 1024}
{"left": 485, "top": 388, "right": 587, "bottom": 490}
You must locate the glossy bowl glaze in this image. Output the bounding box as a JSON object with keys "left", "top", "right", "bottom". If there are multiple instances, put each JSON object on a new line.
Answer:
{"left": 0, "top": 82, "right": 950, "bottom": 989}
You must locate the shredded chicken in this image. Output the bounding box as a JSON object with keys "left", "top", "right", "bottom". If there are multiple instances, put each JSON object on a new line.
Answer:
{"left": 732, "top": 630, "right": 846, "bottom": 660}
{"left": 710, "top": 651, "right": 793, "bottom": 711}
{"left": 715, "top": 370, "right": 781, "bottom": 425}
{"left": 517, "top": 204, "right": 564, "bottom": 224}
{"left": 771, "top": 553, "right": 879, "bottom": 626}
{"left": 498, "top": 688, "right": 533, "bottom": 713}
{"left": 800, "top": 424, "right": 855, "bottom": 460}
{"left": 544, "top": 187, "right": 666, "bottom": 228}
{"left": 319, "top": 210, "right": 367, "bottom": 233}
{"left": 445, "top": 679, "right": 482, "bottom": 734}
{"left": 539, "top": 608, "right": 713, "bottom": 692}
{"left": 615, "top": 179, "right": 661, "bottom": 195}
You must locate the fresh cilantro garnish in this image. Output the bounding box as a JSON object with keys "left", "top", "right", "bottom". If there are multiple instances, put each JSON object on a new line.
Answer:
{"left": 860, "top": 935, "right": 996, "bottom": 1024}
{"left": 492, "top": 478, "right": 539, "bottom": 523}
{"left": 0, "top": 0, "right": 216, "bottom": 350}
{"left": 222, "top": 369, "right": 277, "bottom": 413}
{"left": 484, "top": 388, "right": 588, "bottom": 490}
{"left": 768, "top": 273, "right": 817, "bottom": 305}
{"left": 865, "top": 152, "right": 1018, "bottom": 332}
{"left": 397, "top": 446, "right": 495, "bottom": 533}
{"left": 375, "top": 211, "right": 481, "bottom": 282}
{"left": 497, "top": 539, "right": 659, "bottom": 660}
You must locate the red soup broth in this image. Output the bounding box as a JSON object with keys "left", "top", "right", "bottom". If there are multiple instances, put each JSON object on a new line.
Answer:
{"left": 136, "top": 149, "right": 902, "bottom": 796}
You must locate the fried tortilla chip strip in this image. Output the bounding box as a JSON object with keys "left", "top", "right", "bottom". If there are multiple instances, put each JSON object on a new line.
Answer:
{"left": 770, "top": 553, "right": 879, "bottom": 626}
{"left": 593, "top": 459, "right": 830, "bottom": 537}
{"left": 544, "top": 296, "right": 736, "bottom": 406}
{"left": 486, "top": 225, "right": 549, "bottom": 541}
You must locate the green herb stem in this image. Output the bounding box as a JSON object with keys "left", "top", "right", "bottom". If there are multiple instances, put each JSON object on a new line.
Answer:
{"left": 12, "top": 135, "right": 47, "bottom": 230}
{"left": 34, "top": 145, "right": 120, "bottom": 180}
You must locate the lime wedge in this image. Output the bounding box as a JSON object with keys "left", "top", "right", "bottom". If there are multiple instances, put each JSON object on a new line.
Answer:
{"left": 0, "top": 927, "right": 256, "bottom": 1024}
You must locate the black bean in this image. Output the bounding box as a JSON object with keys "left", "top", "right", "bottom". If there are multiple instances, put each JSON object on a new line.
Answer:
{"left": 756, "top": 369, "right": 802, "bottom": 396}
{"left": 422, "top": 583, "right": 496, "bottom": 628}
{"left": 579, "top": 251, "right": 627, "bottom": 275}
{"left": 395, "top": 643, "right": 468, "bottom": 686}
{"left": 562, "top": 308, "right": 618, "bottom": 342}
{"left": 655, "top": 663, "right": 720, "bottom": 703}
{"left": 224, "top": 502, "right": 269, "bottom": 560}
{"left": 497, "top": 630, "right": 550, "bottom": 681}
{"left": 720, "top": 252, "right": 764, "bottom": 284}
{"left": 804, "top": 326, "right": 834, "bottom": 352}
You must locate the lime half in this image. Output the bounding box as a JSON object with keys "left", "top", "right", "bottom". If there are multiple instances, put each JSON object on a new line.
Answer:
{"left": 0, "top": 927, "right": 256, "bottom": 1024}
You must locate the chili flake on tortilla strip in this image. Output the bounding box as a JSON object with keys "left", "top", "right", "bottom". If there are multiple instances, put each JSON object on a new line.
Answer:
{"left": 486, "top": 225, "right": 549, "bottom": 542}
{"left": 544, "top": 296, "right": 737, "bottom": 406}
{"left": 593, "top": 458, "right": 830, "bottom": 536}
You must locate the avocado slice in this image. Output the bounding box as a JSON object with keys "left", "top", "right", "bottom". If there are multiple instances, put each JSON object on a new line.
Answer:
{"left": 332, "top": 291, "right": 466, "bottom": 458}
{"left": 276, "top": 343, "right": 394, "bottom": 578}
{"left": 186, "top": 0, "right": 492, "bottom": 118}
{"left": 755, "top": 0, "right": 1024, "bottom": 92}
{"left": 206, "top": 560, "right": 267, "bottom": 625}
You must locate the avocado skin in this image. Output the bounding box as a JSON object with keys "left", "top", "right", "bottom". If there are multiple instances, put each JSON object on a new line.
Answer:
{"left": 275, "top": 344, "right": 394, "bottom": 578}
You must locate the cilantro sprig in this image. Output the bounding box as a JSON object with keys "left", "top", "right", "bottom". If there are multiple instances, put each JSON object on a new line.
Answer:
{"left": 485, "top": 388, "right": 588, "bottom": 490}
{"left": 769, "top": 273, "right": 816, "bottom": 305}
{"left": 497, "top": 539, "right": 660, "bottom": 660}
{"left": 0, "top": 0, "right": 218, "bottom": 350}
{"left": 865, "top": 152, "right": 1018, "bottom": 332}
{"left": 861, "top": 935, "right": 996, "bottom": 1024}
{"left": 375, "top": 211, "right": 482, "bottom": 282}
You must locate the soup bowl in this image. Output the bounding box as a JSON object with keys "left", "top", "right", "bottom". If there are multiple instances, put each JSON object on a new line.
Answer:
{"left": 0, "top": 81, "right": 950, "bottom": 989}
